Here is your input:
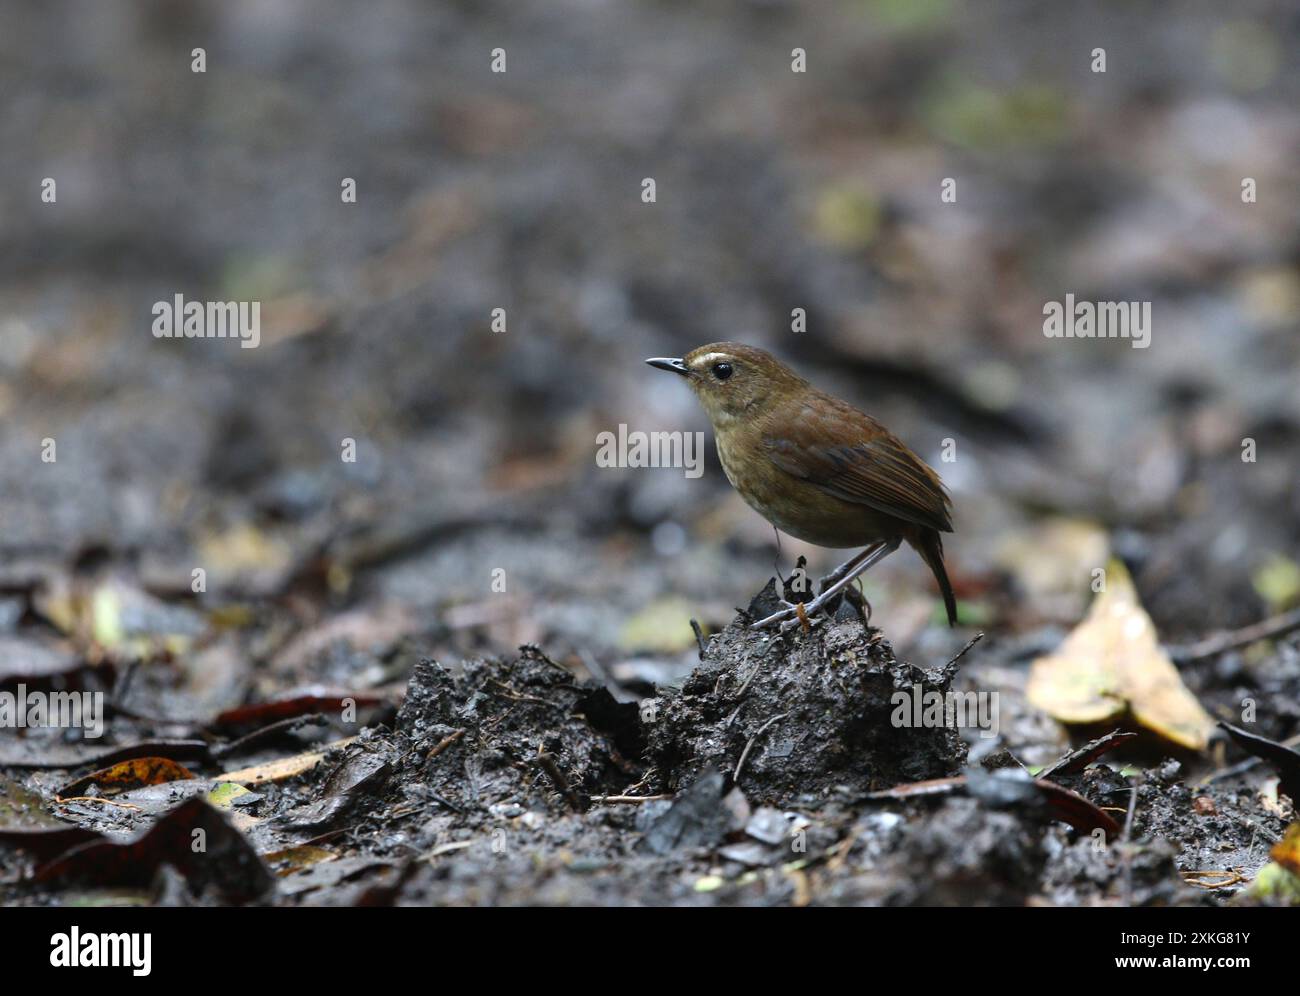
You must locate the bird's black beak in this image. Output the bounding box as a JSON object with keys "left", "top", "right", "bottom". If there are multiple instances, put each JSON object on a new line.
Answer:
{"left": 646, "top": 357, "right": 689, "bottom": 377}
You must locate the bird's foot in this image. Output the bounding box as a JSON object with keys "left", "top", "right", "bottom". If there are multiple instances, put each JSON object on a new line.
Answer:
{"left": 839, "top": 583, "right": 873, "bottom": 628}
{"left": 749, "top": 597, "right": 824, "bottom": 633}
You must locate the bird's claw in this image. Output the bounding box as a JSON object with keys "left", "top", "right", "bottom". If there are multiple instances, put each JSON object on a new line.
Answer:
{"left": 750, "top": 598, "right": 823, "bottom": 633}
{"left": 749, "top": 598, "right": 800, "bottom": 630}
{"left": 780, "top": 606, "right": 818, "bottom": 634}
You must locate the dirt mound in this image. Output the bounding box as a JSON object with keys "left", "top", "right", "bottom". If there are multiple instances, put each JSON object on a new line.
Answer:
{"left": 389, "top": 646, "right": 642, "bottom": 819}
{"left": 644, "top": 581, "right": 968, "bottom": 804}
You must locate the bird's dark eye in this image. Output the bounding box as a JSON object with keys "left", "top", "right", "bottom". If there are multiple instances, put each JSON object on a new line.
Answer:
{"left": 712, "top": 362, "right": 733, "bottom": 381}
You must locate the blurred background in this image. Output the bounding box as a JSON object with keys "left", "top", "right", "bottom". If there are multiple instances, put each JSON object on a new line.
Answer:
{"left": 1, "top": 0, "right": 1298, "bottom": 705}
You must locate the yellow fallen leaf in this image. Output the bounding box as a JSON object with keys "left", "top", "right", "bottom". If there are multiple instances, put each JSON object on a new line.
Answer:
{"left": 216, "top": 737, "right": 357, "bottom": 786}
{"left": 198, "top": 523, "right": 294, "bottom": 578}
{"left": 1252, "top": 554, "right": 1300, "bottom": 612}
{"left": 1247, "top": 862, "right": 1300, "bottom": 904}
{"left": 262, "top": 845, "right": 339, "bottom": 876}
{"left": 207, "top": 781, "right": 253, "bottom": 808}
{"left": 1247, "top": 825, "right": 1300, "bottom": 905}
{"left": 209, "top": 780, "right": 263, "bottom": 833}
{"left": 1027, "top": 559, "right": 1215, "bottom": 750}
{"left": 995, "top": 518, "right": 1110, "bottom": 620}
{"left": 91, "top": 585, "right": 125, "bottom": 649}
{"left": 619, "top": 597, "right": 699, "bottom": 653}
{"left": 39, "top": 576, "right": 199, "bottom": 659}
{"left": 1271, "top": 823, "right": 1300, "bottom": 877}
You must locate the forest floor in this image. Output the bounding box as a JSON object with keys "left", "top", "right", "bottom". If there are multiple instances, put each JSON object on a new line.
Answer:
{"left": 2, "top": 1, "right": 1299, "bottom": 905}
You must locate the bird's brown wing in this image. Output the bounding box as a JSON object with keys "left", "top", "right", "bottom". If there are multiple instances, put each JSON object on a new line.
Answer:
{"left": 761, "top": 400, "right": 952, "bottom": 533}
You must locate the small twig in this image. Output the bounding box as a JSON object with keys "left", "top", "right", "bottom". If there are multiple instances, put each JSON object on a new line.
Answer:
{"left": 1122, "top": 780, "right": 1140, "bottom": 836}
{"left": 723, "top": 702, "right": 745, "bottom": 729}
{"left": 1169, "top": 607, "right": 1300, "bottom": 663}
{"left": 534, "top": 747, "right": 583, "bottom": 811}
{"left": 589, "top": 794, "right": 673, "bottom": 804}
{"left": 293, "top": 827, "right": 353, "bottom": 848}
{"left": 1039, "top": 729, "right": 1138, "bottom": 782}
{"left": 388, "top": 805, "right": 420, "bottom": 819}
{"left": 426, "top": 728, "right": 465, "bottom": 760}
{"left": 1182, "top": 869, "right": 1247, "bottom": 890}
{"left": 724, "top": 657, "right": 762, "bottom": 729}
{"left": 938, "top": 632, "right": 984, "bottom": 681}
{"left": 427, "top": 791, "right": 464, "bottom": 814}
{"left": 947, "top": 631, "right": 985, "bottom": 666}
{"left": 620, "top": 774, "right": 653, "bottom": 796}
{"left": 1120, "top": 773, "right": 1140, "bottom": 907}
{"left": 211, "top": 713, "right": 329, "bottom": 760}
{"left": 689, "top": 619, "right": 708, "bottom": 658}
{"left": 423, "top": 840, "right": 474, "bottom": 861}
{"left": 111, "top": 659, "right": 140, "bottom": 709}
{"left": 732, "top": 660, "right": 761, "bottom": 703}
{"left": 488, "top": 678, "right": 554, "bottom": 707}
{"left": 733, "top": 713, "right": 789, "bottom": 783}
{"left": 482, "top": 707, "right": 515, "bottom": 732}
{"left": 826, "top": 829, "right": 858, "bottom": 872}
{"left": 55, "top": 796, "right": 143, "bottom": 811}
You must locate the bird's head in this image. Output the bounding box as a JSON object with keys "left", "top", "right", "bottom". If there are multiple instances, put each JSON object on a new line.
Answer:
{"left": 646, "top": 342, "right": 808, "bottom": 424}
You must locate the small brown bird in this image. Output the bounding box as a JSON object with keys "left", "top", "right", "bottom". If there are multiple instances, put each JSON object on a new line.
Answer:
{"left": 647, "top": 342, "right": 957, "bottom": 631}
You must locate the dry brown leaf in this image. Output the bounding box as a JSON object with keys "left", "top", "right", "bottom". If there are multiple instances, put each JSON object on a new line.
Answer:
{"left": 58, "top": 757, "right": 195, "bottom": 798}
{"left": 1027, "top": 559, "right": 1214, "bottom": 750}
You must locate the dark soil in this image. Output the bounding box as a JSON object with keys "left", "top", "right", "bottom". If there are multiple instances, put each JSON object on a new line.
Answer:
{"left": 1, "top": 0, "right": 1298, "bottom": 908}
{"left": 5, "top": 579, "right": 1290, "bottom": 906}
{"left": 644, "top": 582, "right": 965, "bottom": 801}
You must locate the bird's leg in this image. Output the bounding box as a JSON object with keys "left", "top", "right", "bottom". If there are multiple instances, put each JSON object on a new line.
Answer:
{"left": 782, "top": 539, "right": 900, "bottom": 631}
{"left": 751, "top": 544, "right": 883, "bottom": 630}
{"left": 816, "top": 547, "right": 875, "bottom": 591}
{"left": 771, "top": 525, "right": 785, "bottom": 585}
{"left": 757, "top": 551, "right": 817, "bottom": 628}
{"left": 822, "top": 552, "right": 873, "bottom": 626}
{"left": 767, "top": 529, "right": 810, "bottom": 606}
{"left": 751, "top": 540, "right": 899, "bottom": 630}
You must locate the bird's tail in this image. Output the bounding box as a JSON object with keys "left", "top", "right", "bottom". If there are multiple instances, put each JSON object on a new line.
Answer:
{"left": 910, "top": 529, "right": 958, "bottom": 626}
